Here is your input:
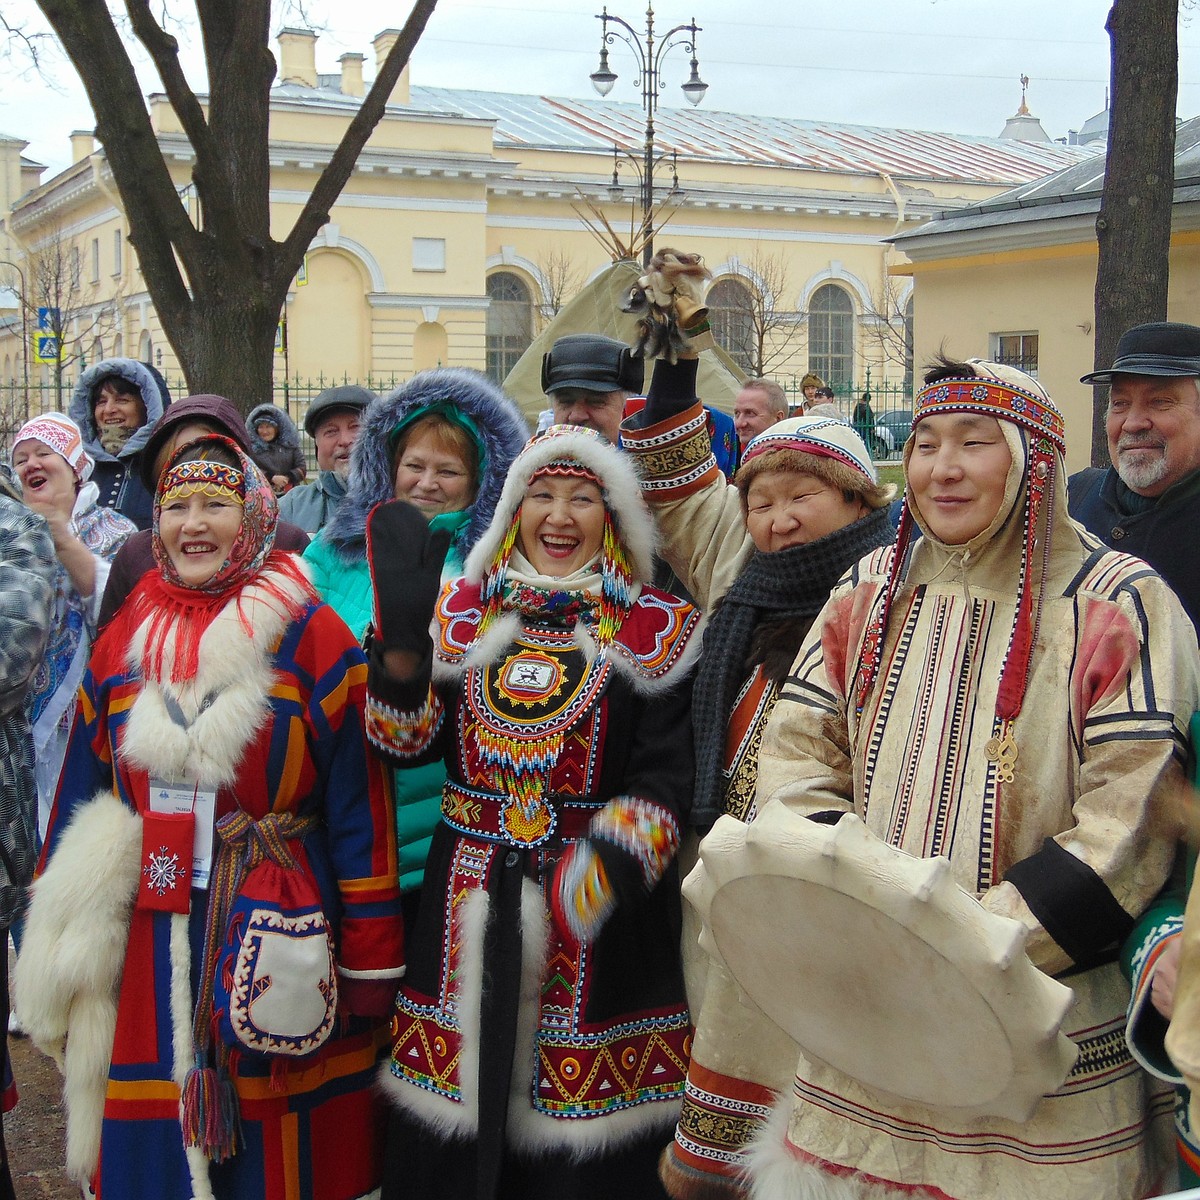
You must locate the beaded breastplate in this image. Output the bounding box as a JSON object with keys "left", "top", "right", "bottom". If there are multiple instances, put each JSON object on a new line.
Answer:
{"left": 465, "top": 624, "right": 611, "bottom": 846}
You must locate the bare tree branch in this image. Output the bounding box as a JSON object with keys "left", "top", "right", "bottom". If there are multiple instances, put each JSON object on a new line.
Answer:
{"left": 278, "top": 0, "right": 438, "bottom": 281}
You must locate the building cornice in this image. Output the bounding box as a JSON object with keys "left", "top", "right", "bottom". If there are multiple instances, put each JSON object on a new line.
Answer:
{"left": 151, "top": 131, "right": 514, "bottom": 183}
{"left": 368, "top": 292, "right": 491, "bottom": 311}
{"left": 897, "top": 188, "right": 1200, "bottom": 264}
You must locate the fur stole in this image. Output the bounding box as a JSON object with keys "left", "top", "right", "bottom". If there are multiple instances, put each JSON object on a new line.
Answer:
{"left": 14, "top": 793, "right": 143, "bottom": 1183}
{"left": 119, "top": 563, "right": 313, "bottom": 788}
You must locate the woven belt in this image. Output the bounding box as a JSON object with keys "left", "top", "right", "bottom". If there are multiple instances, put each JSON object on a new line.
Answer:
{"left": 441, "top": 779, "right": 600, "bottom": 847}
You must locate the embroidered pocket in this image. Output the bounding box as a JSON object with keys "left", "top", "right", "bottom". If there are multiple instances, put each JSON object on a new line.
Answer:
{"left": 214, "top": 849, "right": 338, "bottom": 1058}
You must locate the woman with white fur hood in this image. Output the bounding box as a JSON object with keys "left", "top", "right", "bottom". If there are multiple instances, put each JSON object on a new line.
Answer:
{"left": 363, "top": 423, "right": 705, "bottom": 1199}
{"left": 16, "top": 434, "right": 404, "bottom": 1200}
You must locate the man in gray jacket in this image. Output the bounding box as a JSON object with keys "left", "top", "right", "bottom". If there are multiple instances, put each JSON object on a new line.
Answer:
{"left": 279, "top": 385, "right": 372, "bottom": 534}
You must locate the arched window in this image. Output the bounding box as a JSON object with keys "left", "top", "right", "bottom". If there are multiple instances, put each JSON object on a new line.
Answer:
{"left": 904, "top": 295, "right": 914, "bottom": 396}
{"left": 485, "top": 272, "right": 533, "bottom": 384}
{"left": 138, "top": 329, "right": 152, "bottom": 362}
{"left": 91, "top": 337, "right": 104, "bottom": 367}
{"left": 808, "top": 283, "right": 854, "bottom": 387}
{"left": 112, "top": 333, "right": 123, "bottom": 358}
{"left": 707, "top": 277, "right": 755, "bottom": 373}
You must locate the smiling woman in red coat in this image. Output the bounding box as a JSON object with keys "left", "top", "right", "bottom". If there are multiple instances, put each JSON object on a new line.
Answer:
{"left": 15, "top": 435, "right": 404, "bottom": 1200}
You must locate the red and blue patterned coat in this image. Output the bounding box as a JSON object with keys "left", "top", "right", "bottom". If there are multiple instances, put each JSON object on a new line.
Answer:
{"left": 21, "top": 564, "right": 403, "bottom": 1200}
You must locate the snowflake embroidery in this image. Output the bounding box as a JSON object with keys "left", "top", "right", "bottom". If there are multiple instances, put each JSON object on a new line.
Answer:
{"left": 144, "top": 846, "right": 182, "bottom": 895}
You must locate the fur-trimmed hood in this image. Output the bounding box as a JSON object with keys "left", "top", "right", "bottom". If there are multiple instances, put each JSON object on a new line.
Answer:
{"left": 323, "top": 367, "right": 528, "bottom": 565}
{"left": 69, "top": 358, "right": 171, "bottom": 463}
{"left": 247, "top": 403, "right": 302, "bottom": 457}
{"left": 464, "top": 424, "right": 658, "bottom": 587}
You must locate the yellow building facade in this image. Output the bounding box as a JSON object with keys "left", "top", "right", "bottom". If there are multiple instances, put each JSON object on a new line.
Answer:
{"left": 894, "top": 117, "right": 1200, "bottom": 473}
{"left": 0, "top": 27, "right": 1092, "bottom": 424}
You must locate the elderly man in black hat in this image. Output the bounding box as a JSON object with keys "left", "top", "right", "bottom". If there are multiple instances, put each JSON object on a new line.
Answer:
{"left": 279, "top": 384, "right": 373, "bottom": 534}
{"left": 1069, "top": 320, "right": 1200, "bottom": 1192}
{"left": 1069, "top": 321, "right": 1200, "bottom": 632}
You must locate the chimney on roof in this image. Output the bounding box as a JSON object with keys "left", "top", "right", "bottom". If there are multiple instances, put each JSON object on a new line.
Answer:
{"left": 70, "top": 130, "right": 95, "bottom": 163}
{"left": 339, "top": 52, "right": 365, "bottom": 98}
{"left": 373, "top": 29, "right": 411, "bottom": 106}
{"left": 278, "top": 28, "right": 318, "bottom": 88}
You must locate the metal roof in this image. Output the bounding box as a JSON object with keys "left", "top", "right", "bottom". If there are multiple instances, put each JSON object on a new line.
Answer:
{"left": 406, "top": 87, "right": 1096, "bottom": 186}
{"left": 894, "top": 115, "right": 1200, "bottom": 244}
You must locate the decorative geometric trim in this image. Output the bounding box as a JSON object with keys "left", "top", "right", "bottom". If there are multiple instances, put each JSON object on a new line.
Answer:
{"left": 621, "top": 402, "right": 721, "bottom": 501}
{"left": 365, "top": 684, "right": 444, "bottom": 758}
{"left": 914, "top": 378, "right": 1065, "bottom": 454}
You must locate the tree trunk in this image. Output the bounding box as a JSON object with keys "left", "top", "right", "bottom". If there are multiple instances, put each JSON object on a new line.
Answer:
{"left": 33, "top": 0, "right": 438, "bottom": 414}
{"left": 173, "top": 278, "right": 282, "bottom": 408}
{"left": 1091, "top": 0, "right": 1178, "bottom": 465}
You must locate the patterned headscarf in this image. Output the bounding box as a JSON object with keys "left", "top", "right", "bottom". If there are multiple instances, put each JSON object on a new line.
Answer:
{"left": 119, "top": 433, "right": 310, "bottom": 683}
{"left": 12, "top": 413, "right": 94, "bottom": 483}
{"left": 152, "top": 435, "right": 277, "bottom": 594}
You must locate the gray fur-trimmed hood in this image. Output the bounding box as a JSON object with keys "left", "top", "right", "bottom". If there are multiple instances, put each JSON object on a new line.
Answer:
{"left": 464, "top": 423, "right": 658, "bottom": 586}
{"left": 324, "top": 367, "right": 529, "bottom": 563}
{"left": 69, "top": 358, "right": 170, "bottom": 463}
{"left": 248, "top": 403, "right": 302, "bottom": 456}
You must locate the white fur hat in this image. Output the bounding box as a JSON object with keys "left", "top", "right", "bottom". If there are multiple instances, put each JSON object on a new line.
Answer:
{"left": 464, "top": 424, "right": 657, "bottom": 585}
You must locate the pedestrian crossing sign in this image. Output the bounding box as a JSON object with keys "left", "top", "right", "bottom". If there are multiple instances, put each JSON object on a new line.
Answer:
{"left": 32, "top": 333, "right": 62, "bottom": 364}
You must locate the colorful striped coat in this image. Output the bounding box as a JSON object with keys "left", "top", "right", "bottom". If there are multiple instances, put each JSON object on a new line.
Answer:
{"left": 18, "top": 562, "right": 404, "bottom": 1200}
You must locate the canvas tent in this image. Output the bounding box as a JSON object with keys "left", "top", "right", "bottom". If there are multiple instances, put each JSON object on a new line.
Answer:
{"left": 502, "top": 259, "right": 747, "bottom": 424}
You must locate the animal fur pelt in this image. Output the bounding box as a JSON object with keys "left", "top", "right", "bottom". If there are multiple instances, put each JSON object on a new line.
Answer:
{"left": 119, "top": 565, "right": 312, "bottom": 788}
{"left": 14, "top": 792, "right": 143, "bottom": 1183}
{"left": 622, "top": 249, "right": 712, "bottom": 363}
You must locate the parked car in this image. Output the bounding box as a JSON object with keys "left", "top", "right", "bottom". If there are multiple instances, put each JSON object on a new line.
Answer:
{"left": 873, "top": 409, "right": 913, "bottom": 460}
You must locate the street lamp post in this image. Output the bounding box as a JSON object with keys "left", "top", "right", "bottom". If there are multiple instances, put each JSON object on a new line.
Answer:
{"left": 0, "top": 260, "right": 31, "bottom": 421}
{"left": 589, "top": 4, "right": 708, "bottom": 265}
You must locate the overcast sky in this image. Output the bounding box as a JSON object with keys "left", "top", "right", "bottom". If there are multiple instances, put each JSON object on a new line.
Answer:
{"left": 3, "top": 0, "right": 1198, "bottom": 175}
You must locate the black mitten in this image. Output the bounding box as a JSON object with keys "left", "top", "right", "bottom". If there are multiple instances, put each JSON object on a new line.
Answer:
{"left": 366, "top": 500, "right": 453, "bottom": 655}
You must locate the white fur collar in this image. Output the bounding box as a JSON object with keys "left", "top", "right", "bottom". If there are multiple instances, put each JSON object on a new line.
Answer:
{"left": 119, "top": 564, "right": 313, "bottom": 789}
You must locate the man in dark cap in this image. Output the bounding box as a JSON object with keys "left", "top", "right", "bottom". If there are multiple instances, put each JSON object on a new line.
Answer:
{"left": 1069, "top": 320, "right": 1200, "bottom": 632}
{"left": 542, "top": 333, "right": 644, "bottom": 444}
{"left": 279, "top": 385, "right": 372, "bottom": 534}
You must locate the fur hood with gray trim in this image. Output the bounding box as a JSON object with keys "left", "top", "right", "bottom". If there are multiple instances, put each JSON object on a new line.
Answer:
{"left": 247, "top": 403, "right": 303, "bottom": 457}
{"left": 69, "top": 359, "right": 171, "bottom": 464}
{"left": 323, "top": 367, "right": 529, "bottom": 565}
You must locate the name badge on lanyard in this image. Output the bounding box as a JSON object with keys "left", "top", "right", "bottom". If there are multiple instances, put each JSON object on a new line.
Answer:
{"left": 149, "top": 778, "right": 218, "bottom": 889}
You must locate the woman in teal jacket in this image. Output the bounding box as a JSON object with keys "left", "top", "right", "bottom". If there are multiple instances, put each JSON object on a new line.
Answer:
{"left": 305, "top": 369, "right": 527, "bottom": 915}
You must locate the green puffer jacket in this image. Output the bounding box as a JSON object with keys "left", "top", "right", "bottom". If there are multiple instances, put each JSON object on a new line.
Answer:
{"left": 303, "top": 515, "right": 468, "bottom": 894}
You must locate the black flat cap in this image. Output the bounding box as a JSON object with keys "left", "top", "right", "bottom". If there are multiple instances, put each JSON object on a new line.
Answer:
{"left": 1081, "top": 321, "right": 1200, "bottom": 384}
{"left": 541, "top": 334, "right": 644, "bottom": 396}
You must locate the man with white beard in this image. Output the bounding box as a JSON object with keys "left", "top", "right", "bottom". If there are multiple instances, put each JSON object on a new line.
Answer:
{"left": 1069, "top": 321, "right": 1200, "bottom": 633}
{"left": 1069, "top": 321, "right": 1200, "bottom": 1191}
{"left": 279, "top": 385, "right": 372, "bottom": 534}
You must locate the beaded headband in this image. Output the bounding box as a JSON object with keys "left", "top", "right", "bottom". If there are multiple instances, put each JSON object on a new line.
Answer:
{"left": 160, "top": 458, "right": 245, "bottom": 506}
{"left": 528, "top": 459, "right": 603, "bottom": 486}
{"left": 913, "top": 377, "right": 1065, "bottom": 455}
